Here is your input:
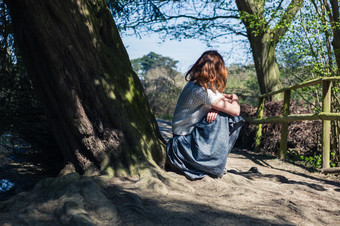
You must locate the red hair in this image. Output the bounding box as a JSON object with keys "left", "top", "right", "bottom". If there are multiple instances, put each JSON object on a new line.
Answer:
{"left": 185, "top": 50, "right": 228, "bottom": 93}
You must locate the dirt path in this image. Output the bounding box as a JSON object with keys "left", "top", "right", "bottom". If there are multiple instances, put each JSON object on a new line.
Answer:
{"left": 0, "top": 120, "right": 340, "bottom": 225}
{"left": 155, "top": 119, "right": 340, "bottom": 225}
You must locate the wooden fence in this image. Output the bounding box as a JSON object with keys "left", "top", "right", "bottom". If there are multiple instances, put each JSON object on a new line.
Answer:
{"left": 245, "top": 76, "right": 340, "bottom": 173}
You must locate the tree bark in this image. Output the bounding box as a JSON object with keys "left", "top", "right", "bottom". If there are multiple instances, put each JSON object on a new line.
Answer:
{"left": 5, "top": 0, "right": 166, "bottom": 176}
{"left": 329, "top": 0, "right": 340, "bottom": 73}
{"left": 236, "top": 0, "right": 303, "bottom": 99}
{"left": 247, "top": 32, "right": 282, "bottom": 97}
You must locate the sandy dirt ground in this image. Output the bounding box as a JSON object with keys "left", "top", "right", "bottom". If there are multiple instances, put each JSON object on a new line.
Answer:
{"left": 149, "top": 119, "right": 340, "bottom": 225}
{"left": 0, "top": 119, "right": 340, "bottom": 225}
{"left": 108, "top": 151, "right": 340, "bottom": 225}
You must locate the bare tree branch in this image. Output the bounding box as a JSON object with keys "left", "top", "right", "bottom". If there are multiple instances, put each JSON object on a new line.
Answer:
{"left": 266, "top": 0, "right": 285, "bottom": 25}
{"left": 166, "top": 14, "right": 240, "bottom": 21}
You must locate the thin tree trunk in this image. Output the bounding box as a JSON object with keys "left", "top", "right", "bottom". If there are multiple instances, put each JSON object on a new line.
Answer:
{"left": 6, "top": 0, "right": 166, "bottom": 176}
{"left": 329, "top": 0, "right": 340, "bottom": 73}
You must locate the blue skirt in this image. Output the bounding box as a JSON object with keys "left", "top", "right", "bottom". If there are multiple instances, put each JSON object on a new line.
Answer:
{"left": 166, "top": 113, "right": 243, "bottom": 180}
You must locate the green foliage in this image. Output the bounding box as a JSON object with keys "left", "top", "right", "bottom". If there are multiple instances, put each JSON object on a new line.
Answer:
{"left": 131, "top": 52, "right": 179, "bottom": 77}
{"left": 299, "top": 154, "right": 322, "bottom": 169}
{"left": 239, "top": 11, "right": 267, "bottom": 37}
{"left": 330, "top": 152, "right": 338, "bottom": 167}
{"left": 277, "top": 0, "right": 340, "bottom": 164}
{"left": 299, "top": 153, "right": 337, "bottom": 169}
{"left": 225, "top": 64, "right": 260, "bottom": 105}
{"left": 278, "top": 1, "right": 337, "bottom": 78}
{"left": 131, "top": 52, "right": 185, "bottom": 119}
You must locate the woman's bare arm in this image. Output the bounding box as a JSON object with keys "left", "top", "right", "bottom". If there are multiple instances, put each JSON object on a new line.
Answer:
{"left": 211, "top": 94, "right": 240, "bottom": 116}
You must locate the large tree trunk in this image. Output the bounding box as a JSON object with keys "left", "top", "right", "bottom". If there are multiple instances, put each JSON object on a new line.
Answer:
{"left": 6, "top": 0, "right": 166, "bottom": 176}
{"left": 236, "top": 0, "right": 303, "bottom": 100}
{"left": 248, "top": 32, "right": 282, "bottom": 96}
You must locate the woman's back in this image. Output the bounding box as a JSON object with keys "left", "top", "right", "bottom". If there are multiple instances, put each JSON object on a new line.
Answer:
{"left": 172, "top": 81, "right": 223, "bottom": 136}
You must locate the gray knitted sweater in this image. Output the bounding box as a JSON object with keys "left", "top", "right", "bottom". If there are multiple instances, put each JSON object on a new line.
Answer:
{"left": 172, "top": 81, "right": 223, "bottom": 135}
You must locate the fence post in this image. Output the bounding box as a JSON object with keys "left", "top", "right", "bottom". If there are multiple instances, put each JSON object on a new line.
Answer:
{"left": 322, "top": 80, "right": 331, "bottom": 168}
{"left": 255, "top": 97, "right": 265, "bottom": 152}
{"left": 280, "top": 90, "right": 291, "bottom": 159}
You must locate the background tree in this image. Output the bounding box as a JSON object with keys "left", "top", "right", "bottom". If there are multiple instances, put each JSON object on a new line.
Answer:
{"left": 226, "top": 64, "right": 259, "bottom": 105}
{"left": 131, "top": 51, "right": 179, "bottom": 77}
{"left": 326, "top": 0, "right": 340, "bottom": 73}
{"left": 278, "top": 0, "right": 340, "bottom": 165}
{"left": 132, "top": 52, "right": 185, "bottom": 119}
{"left": 110, "top": 0, "right": 303, "bottom": 99}
{"left": 5, "top": 0, "right": 166, "bottom": 176}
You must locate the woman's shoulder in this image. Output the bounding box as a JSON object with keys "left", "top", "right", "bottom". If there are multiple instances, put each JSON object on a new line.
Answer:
{"left": 187, "top": 82, "right": 222, "bottom": 97}
{"left": 185, "top": 81, "right": 205, "bottom": 93}
{"left": 177, "top": 82, "right": 206, "bottom": 104}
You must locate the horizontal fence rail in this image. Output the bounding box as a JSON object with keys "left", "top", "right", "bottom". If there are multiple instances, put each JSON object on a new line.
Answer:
{"left": 245, "top": 113, "right": 340, "bottom": 124}
{"left": 244, "top": 76, "right": 340, "bottom": 173}
{"left": 259, "top": 76, "right": 340, "bottom": 98}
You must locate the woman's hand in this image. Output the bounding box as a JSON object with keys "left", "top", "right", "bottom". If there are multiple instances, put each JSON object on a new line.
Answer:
{"left": 223, "top": 93, "right": 239, "bottom": 101}
{"left": 206, "top": 108, "right": 219, "bottom": 123}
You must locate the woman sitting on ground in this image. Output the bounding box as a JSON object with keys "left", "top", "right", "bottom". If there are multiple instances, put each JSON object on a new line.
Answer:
{"left": 166, "top": 50, "right": 244, "bottom": 180}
